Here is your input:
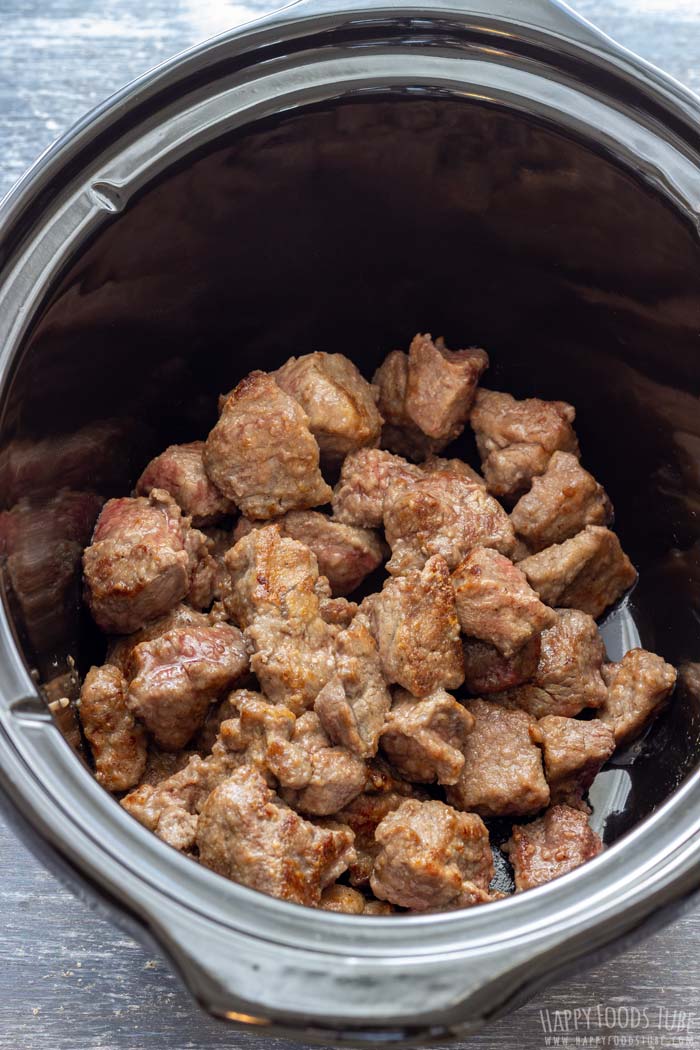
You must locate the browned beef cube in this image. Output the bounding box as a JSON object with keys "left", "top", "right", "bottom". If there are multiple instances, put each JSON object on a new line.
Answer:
{"left": 421, "top": 454, "right": 486, "bottom": 487}
{"left": 519, "top": 525, "right": 637, "bottom": 619}
{"left": 447, "top": 700, "right": 549, "bottom": 817}
{"left": 452, "top": 547, "right": 555, "bottom": 656}
{"left": 281, "top": 712, "right": 367, "bottom": 816}
{"left": 79, "top": 664, "right": 147, "bottom": 791}
{"left": 127, "top": 622, "right": 249, "bottom": 750}
{"left": 196, "top": 767, "right": 356, "bottom": 905}
{"left": 599, "top": 648, "right": 677, "bottom": 745}
{"left": 233, "top": 510, "right": 385, "bottom": 597}
{"left": 223, "top": 523, "right": 319, "bottom": 628}
{"left": 274, "top": 352, "right": 382, "bottom": 464}
{"left": 368, "top": 555, "right": 464, "bottom": 697}
{"left": 184, "top": 525, "right": 219, "bottom": 610}
{"left": 511, "top": 452, "right": 612, "bottom": 553}
{"left": 530, "top": 715, "right": 615, "bottom": 806}
{"left": 504, "top": 805, "right": 602, "bottom": 891}
{"left": 318, "top": 595, "right": 359, "bottom": 628}
{"left": 332, "top": 447, "right": 424, "bottom": 528}
{"left": 106, "top": 603, "right": 213, "bottom": 674}
{"left": 491, "top": 684, "right": 574, "bottom": 720}
{"left": 379, "top": 688, "right": 474, "bottom": 785}
{"left": 314, "top": 613, "right": 391, "bottom": 758}
{"left": 471, "top": 386, "right": 579, "bottom": 502}
{"left": 83, "top": 490, "right": 193, "bottom": 634}
{"left": 318, "top": 885, "right": 394, "bottom": 914}
{"left": 533, "top": 609, "right": 607, "bottom": 716}
{"left": 404, "top": 333, "right": 489, "bottom": 442}
{"left": 461, "top": 636, "right": 541, "bottom": 694}
{"left": 337, "top": 790, "right": 412, "bottom": 888}
{"left": 370, "top": 799, "right": 493, "bottom": 910}
{"left": 481, "top": 442, "right": 551, "bottom": 501}
{"left": 204, "top": 371, "right": 332, "bottom": 519}
{"left": 227, "top": 690, "right": 313, "bottom": 790}
{"left": 384, "top": 471, "right": 515, "bottom": 576}
{"left": 136, "top": 441, "right": 235, "bottom": 526}
{"left": 373, "top": 350, "right": 445, "bottom": 460}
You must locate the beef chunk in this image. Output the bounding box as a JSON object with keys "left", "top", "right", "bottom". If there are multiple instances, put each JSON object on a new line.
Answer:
{"left": 274, "top": 352, "right": 382, "bottom": 463}
{"left": 462, "top": 636, "right": 540, "bottom": 695}
{"left": 106, "top": 603, "right": 212, "bottom": 674}
{"left": 136, "top": 441, "right": 235, "bottom": 525}
{"left": 447, "top": 700, "right": 549, "bottom": 817}
{"left": 599, "top": 648, "right": 677, "bottom": 745}
{"left": 127, "top": 622, "right": 249, "bottom": 750}
{"left": 471, "top": 389, "right": 579, "bottom": 500}
{"left": 224, "top": 526, "right": 336, "bottom": 714}
{"left": 531, "top": 715, "right": 615, "bottom": 807}
{"left": 421, "top": 454, "right": 486, "bottom": 487}
{"left": 281, "top": 712, "right": 367, "bottom": 816}
{"left": 373, "top": 350, "right": 444, "bottom": 460}
{"left": 511, "top": 452, "right": 613, "bottom": 553}
{"left": 379, "top": 688, "right": 474, "bottom": 785}
{"left": 204, "top": 371, "right": 332, "bottom": 519}
{"left": 233, "top": 510, "right": 385, "bottom": 597}
{"left": 481, "top": 443, "right": 552, "bottom": 502}
{"left": 452, "top": 547, "right": 555, "bottom": 656}
{"left": 184, "top": 525, "right": 219, "bottom": 610}
{"left": 223, "top": 690, "right": 313, "bottom": 788}
{"left": 404, "top": 333, "right": 489, "bottom": 443}
{"left": 519, "top": 526, "right": 638, "bottom": 620}
{"left": 504, "top": 805, "right": 602, "bottom": 891}
{"left": 83, "top": 490, "right": 193, "bottom": 634}
{"left": 368, "top": 555, "right": 464, "bottom": 696}
{"left": 196, "top": 766, "right": 356, "bottom": 906}
{"left": 79, "top": 664, "right": 147, "bottom": 791}
{"left": 533, "top": 609, "right": 607, "bottom": 716}
{"left": 384, "top": 471, "right": 515, "bottom": 576}
{"left": 370, "top": 799, "right": 493, "bottom": 910}
{"left": 315, "top": 614, "right": 391, "bottom": 757}
{"left": 332, "top": 447, "right": 423, "bottom": 528}
{"left": 318, "top": 885, "right": 394, "bottom": 914}
{"left": 318, "top": 595, "right": 359, "bottom": 628}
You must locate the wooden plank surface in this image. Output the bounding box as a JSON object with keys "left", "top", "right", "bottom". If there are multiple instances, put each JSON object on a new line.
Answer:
{"left": 1, "top": 1, "right": 699, "bottom": 1047}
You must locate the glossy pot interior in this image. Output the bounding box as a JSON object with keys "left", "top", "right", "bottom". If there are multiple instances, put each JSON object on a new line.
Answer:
{"left": 0, "top": 3, "right": 700, "bottom": 1037}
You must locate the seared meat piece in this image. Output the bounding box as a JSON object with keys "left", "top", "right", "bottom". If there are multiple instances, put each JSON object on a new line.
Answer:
{"left": 79, "top": 664, "right": 147, "bottom": 791}
{"left": 225, "top": 526, "right": 336, "bottom": 714}
{"left": 519, "top": 526, "right": 637, "bottom": 620}
{"left": 504, "top": 805, "right": 602, "bottom": 891}
{"left": 373, "top": 350, "right": 444, "bottom": 460}
{"left": 491, "top": 684, "right": 570, "bottom": 720}
{"left": 471, "top": 389, "right": 578, "bottom": 500}
{"left": 368, "top": 555, "right": 464, "bottom": 697}
{"left": 384, "top": 471, "right": 515, "bottom": 576}
{"left": 136, "top": 441, "right": 235, "bottom": 526}
{"left": 184, "top": 526, "right": 219, "bottom": 610}
{"left": 531, "top": 715, "right": 615, "bottom": 807}
{"left": 196, "top": 766, "right": 356, "bottom": 906}
{"left": 370, "top": 799, "right": 493, "bottom": 911}
{"left": 379, "top": 688, "right": 474, "bottom": 785}
{"left": 481, "top": 443, "right": 552, "bottom": 502}
{"left": 318, "top": 595, "right": 358, "bottom": 627}
{"left": 233, "top": 510, "right": 385, "bottom": 597}
{"left": 337, "top": 790, "right": 412, "bottom": 888}
{"left": 127, "top": 622, "right": 249, "bottom": 750}
{"left": 315, "top": 613, "right": 391, "bottom": 757}
{"left": 225, "top": 690, "right": 313, "bottom": 789}
{"left": 203, "top": 371, "right": 332, "bottom": 519}
{"left": 274, "top": 352, "right": 382, "bottom": 463}
{"left": 404, "top": 334, "right": 489, "bottom": 443}
{"left": 281, "top": 712, "right": 367, "bottom": 816}
{"left": 511, "top": 452, "right": 613, "bottom": 553}
{"left": 451, "top": 547, "right": 555, "bottom": 656}
{"left": 106, "top": 603, "right": 212, "bottom": 674}
{"left": 83, "top": 490, "right": 194, "bottom": 634}
{"left": 421, "top": 454, "right": 486, "bottom": 487}
{"left": 533, "top": 609, "right": 607, "bottom": 716}
{"left": 318, "top": 885, "right": 393, "bottom": 914}
{"left": 461, "top": 636, "right": 540, "bottom": 695}
{"left": 447, "top": 700, "right": 549, "bottom": 817}
{"left": 599, "top": 648, "right": 677, "bottom": 745}
{"left": 332, "top": 447, "right": 423, "bottom": 528}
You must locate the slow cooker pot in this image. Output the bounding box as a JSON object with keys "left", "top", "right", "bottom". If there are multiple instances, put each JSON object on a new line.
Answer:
{"left": 1, "top": 0, "right": 699, "bottom": 1041}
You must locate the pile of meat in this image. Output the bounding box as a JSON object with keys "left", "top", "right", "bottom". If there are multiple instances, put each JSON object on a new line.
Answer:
{"left": 75, "top": 335, "right": 676, "bottom": 914}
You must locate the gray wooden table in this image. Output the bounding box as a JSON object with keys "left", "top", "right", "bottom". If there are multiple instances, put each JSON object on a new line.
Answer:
{"left": 1, "top": 2, "right": 699, "bottom": 1047}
